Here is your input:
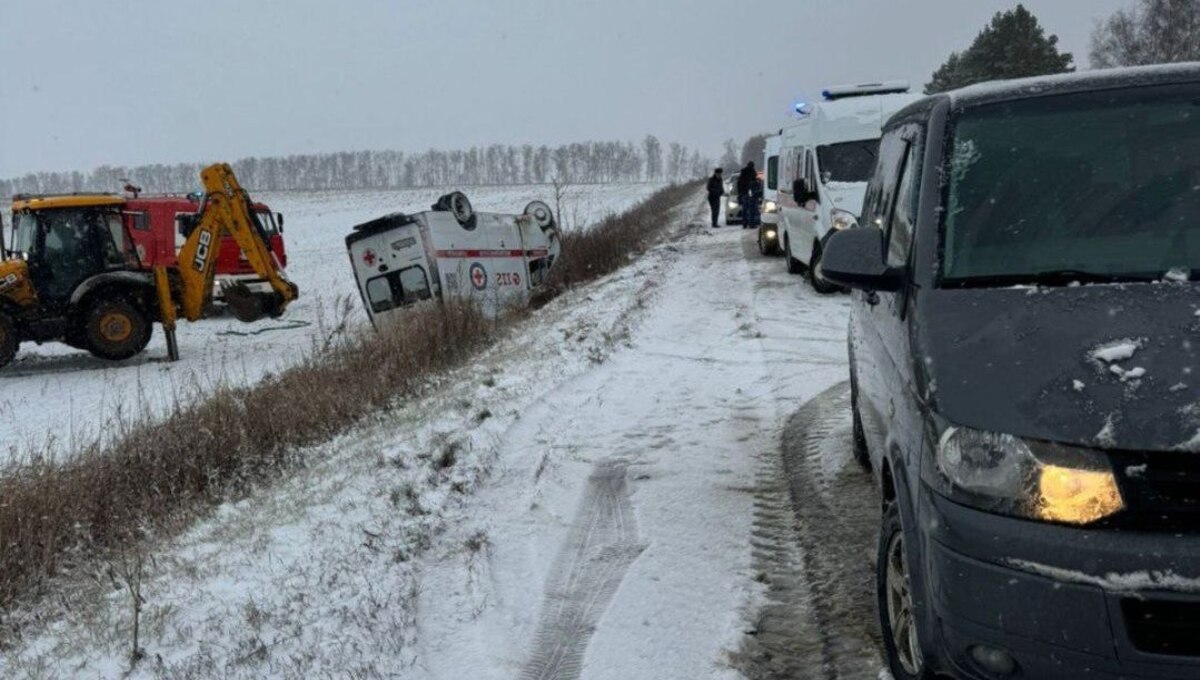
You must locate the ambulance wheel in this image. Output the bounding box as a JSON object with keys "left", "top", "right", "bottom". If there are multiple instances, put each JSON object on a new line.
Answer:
{"left": 0, "top": 312, "right": 18, "bottom": 369}
{"left": 446, "top": 192, "right": 474, "bottom": 226}
{"left": 85, "top": 298, "right": 152, "bottom": 361}
{"left": 524, "top": 200, "right": 555, "bottom": 230}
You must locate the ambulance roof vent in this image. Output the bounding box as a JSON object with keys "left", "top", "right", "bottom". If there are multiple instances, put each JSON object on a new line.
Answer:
{"left": 822, "top": 81, "right": 911, "bottom": 101}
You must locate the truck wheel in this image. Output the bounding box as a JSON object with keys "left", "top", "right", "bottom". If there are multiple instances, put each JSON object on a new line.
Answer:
{"left": 808, "top": 241, "right": 842, "bottom": 294}
{"left": 785, "top": 238, "right": 803, "bottom": 275}
{"left": 0, "top": 313, "right": 18, "bottom": 369}
{"left": 84, "top": 298, "right": 152, "bottom": 361}
{"left": 878, "top": 500, "right": 931, "bottom": 680}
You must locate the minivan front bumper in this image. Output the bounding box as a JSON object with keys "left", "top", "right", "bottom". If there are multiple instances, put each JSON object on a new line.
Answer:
{"left": 918, "top": 486, "right": 1200, "bottom": 679}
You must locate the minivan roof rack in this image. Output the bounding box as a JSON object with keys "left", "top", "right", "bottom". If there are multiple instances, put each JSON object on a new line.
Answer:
{"left": 822, "top": 81, "right": 911, "bottom": 100}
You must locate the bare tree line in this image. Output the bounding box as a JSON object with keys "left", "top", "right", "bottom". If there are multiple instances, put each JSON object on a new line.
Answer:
{"left": 1090, "top": 0, "right": 1200, "bottom": 68}
{"left": 2, "top": 135, "right": 712, "bottom": 197}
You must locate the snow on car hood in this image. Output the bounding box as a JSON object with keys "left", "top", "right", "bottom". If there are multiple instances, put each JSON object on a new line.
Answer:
{"left": 823, "top": 182, "right": 866, "bottom": 216}
{"left": 918, "top": 283, "right": 1200, "bottom": 451}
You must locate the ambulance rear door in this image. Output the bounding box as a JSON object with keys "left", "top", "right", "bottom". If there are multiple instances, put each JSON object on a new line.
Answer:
{"left": 346, "top": 213, "right": 435, "bottom": 327}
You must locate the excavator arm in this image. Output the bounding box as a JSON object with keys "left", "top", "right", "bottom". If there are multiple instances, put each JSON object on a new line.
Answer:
{"left": 156, "top": 163, "right": 299, "bottom": 360}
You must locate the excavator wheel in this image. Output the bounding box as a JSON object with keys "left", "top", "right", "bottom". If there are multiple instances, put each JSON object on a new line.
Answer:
{"left": 84, "top": 298, "right": 152, "bottom": 361}
{"left": 0, "top": 312, "right": 18, "bottom": 369}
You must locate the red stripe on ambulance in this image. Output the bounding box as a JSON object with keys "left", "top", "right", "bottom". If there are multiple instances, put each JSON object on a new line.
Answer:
{"left": 436, "top": 248, "right": 550, "bottom": 258}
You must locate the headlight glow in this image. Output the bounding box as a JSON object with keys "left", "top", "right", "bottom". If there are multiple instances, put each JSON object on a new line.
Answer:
{"left": 765, "top": 200, "right": 778, "bottom": 213}
{"left": 1037, "top": 465, "right": 1124, "bottom": 524}
{"left": 831, "top": 208, "right": 858, "bottom": 231}
{"left": 765, "top": 229, "right": 777, "bottom": 239}
{"left": 933, "top": 427, "right": 1124, "bottom": 526}
{"left": 728, "top": 200, "right": 739, "bottom": 208}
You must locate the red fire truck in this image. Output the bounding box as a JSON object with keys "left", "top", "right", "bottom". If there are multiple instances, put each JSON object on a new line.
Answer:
{"left": 121, "top": 192, "right": 287, "bottom": 299}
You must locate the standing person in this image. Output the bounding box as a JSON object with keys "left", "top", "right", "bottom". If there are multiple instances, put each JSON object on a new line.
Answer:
{"left": 745, "top": 171, "right": 764, "bottom": 230}
{"left": 736, "top": 162, "right": 758, "bottom": 230}
{"left": 706, "top": 168, "right": 725, "bottom": 228}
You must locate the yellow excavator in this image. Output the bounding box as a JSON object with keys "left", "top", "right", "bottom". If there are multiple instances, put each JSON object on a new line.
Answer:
{"left": 0, "top": 163, "right": 298, "bottom": 368}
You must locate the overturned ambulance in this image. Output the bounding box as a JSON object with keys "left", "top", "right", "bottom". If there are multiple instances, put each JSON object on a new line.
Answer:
{"left": 346, "top": 192, "right": 561, "bottom": 325}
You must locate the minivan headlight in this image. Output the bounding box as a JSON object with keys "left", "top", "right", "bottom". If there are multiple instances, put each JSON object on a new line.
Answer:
{"left": 764, "top": 200, "right": 778, "bottom": 213}
{"left": 728, "top": 199, "right": 739, "bottom": 209}
{"left": 931, "top": 427, "right": 1124, "bottom": 525}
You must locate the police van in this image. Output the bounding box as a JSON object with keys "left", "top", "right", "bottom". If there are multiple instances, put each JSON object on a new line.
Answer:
{"left": 346, "top": 192, "right": 561, "bottom": 325}
{"left": 778, "top": 81, "right": 921, "bottom": 292}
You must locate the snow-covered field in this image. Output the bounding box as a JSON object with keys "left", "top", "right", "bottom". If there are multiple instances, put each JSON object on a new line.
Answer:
{"left": 0, "top": 183, "right": 668, "bottom": 463}
{"left": 2, "top": 197, "right": 867, "bottom": 678}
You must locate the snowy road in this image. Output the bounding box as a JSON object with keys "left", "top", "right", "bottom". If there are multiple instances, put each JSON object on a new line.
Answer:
{"left": 417, "top": 221, "right": 873, "bottom": 678}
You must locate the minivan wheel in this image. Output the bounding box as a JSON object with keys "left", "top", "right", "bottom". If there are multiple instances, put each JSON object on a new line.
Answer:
{"left": 878, "top": 501, "right": 929, "bottom": 680}
{"left": 808, "top": 241, "right": 842, "bottom": 294}
{"left": 785, "top": 238, "right": 803, "bottom": 275}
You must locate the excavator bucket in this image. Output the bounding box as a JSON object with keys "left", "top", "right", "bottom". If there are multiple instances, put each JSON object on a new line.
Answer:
{"left": 221, "top": 281, "right": 267, "bottom": 323}
{"left": 220, "top": 281, "right": 292, "bottom": 322}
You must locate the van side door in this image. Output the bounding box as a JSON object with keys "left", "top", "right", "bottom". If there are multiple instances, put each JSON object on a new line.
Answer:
{"left": 797, "top": 149, "right": 821, "bottom": 244}
{"left": 781, "top": 147, "right": 815, "bottom": 263}
{"left": 853, "top": 124, "right": 924, "bottom": 462}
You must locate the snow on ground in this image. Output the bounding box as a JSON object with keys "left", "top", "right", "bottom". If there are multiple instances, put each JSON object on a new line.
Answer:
{"left": 0, "top": 183, "right": 667, "bottom": 463}
{"left": 2, "top": 200, "right": 857, "bottom": 679}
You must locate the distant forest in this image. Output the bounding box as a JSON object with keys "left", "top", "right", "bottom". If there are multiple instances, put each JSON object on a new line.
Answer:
{"left": 1, "top": 136, "right": 712, "bottom": 197}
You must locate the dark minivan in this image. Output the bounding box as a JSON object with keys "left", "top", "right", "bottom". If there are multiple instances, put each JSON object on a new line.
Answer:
{"left": 823, "top": 65, "right": 1200, "bottom": 679}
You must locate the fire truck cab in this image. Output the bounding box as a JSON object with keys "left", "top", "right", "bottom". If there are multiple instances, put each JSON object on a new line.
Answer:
{"left": 346, "top": 192, "right": 561, "bottom": 325}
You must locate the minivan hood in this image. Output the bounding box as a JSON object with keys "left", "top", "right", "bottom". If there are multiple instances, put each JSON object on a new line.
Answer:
{"left": 824, "top": 182, "right": 866, "bottom": 215}
{"left": 920, "top": 283, "right": 1200, "bottom": 451}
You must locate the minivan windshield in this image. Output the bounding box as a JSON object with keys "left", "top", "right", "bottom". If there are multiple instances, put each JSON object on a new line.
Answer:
{"left": 817, "top": 139, "right": 878, "bottom": 183}
{"left": 940, "top": 83, "right": 1200, "bottom": 286}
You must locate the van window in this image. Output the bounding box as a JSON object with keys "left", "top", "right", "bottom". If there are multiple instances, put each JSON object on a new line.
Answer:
{"left": 817, "top": 139, "right": 879, "bottom": 183}
{"left": 863, "top": 131, "right": 909, "bottom": 233}
{"left": 887, "top": 137, "right": 922, "bottom": 267}
{"left": 365, "top": 265, "right": 432, "bottom": 313}
{"left": 805, "top": 151, "right": 817, "bottom": 192}
{"left": 941, "top": 83, "right": 1200, "bottom": 284}
{"left": 766, "top": 156, "right": 779, "bottom": 191}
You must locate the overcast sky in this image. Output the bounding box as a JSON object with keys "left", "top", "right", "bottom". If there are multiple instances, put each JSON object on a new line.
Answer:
{"left": 0, "top": 0, "right": 1131, "bottom": 177}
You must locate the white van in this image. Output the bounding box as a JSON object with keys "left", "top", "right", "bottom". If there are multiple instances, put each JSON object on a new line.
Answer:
{"left": 346, "top": 192, "right": 561, "bottom": 325}
{"left": 758, "top": 132, "right": 783, "bottom": 255}
{"left": 778, "top": 82, "right": 921, "bottom": 291}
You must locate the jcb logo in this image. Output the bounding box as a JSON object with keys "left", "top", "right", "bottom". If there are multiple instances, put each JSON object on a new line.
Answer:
{"left": 193, "top": 231, "right": 212, "bottom": 272}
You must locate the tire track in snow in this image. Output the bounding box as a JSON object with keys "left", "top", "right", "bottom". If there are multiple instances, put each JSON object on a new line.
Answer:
{"left": 519, "top": 459, "right": 646, "bottom": 680}
{"left": 736, "top": 382, "right": 883, "bottom": 679}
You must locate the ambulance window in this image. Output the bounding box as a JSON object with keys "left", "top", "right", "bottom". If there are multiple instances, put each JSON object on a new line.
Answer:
{"left": 366, "top": 276, "right": 397, "bottom": 313}
{"left": 767, "top": 156, "right": 779, "bottom": 191}
{"left": 398, "top": 266, "right": 432, "bottom": 303}
{"left": 365, "top": 265, "right": 432, "bottom": 313}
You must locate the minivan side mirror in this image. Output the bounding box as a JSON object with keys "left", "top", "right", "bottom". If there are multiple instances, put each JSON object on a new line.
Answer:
{"left": 276, "top": 212, "right": 285, "bottom": 232}
{"left": 821, "top": 226, "right": 906, "bottom": 292}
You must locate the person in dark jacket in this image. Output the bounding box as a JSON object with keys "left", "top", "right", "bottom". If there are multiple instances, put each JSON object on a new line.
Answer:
{"left": 706, "top": 168, "right": 725, "bottom": 228}
{"left": 737, "top": 162, "right": 759, "bottom": 230}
